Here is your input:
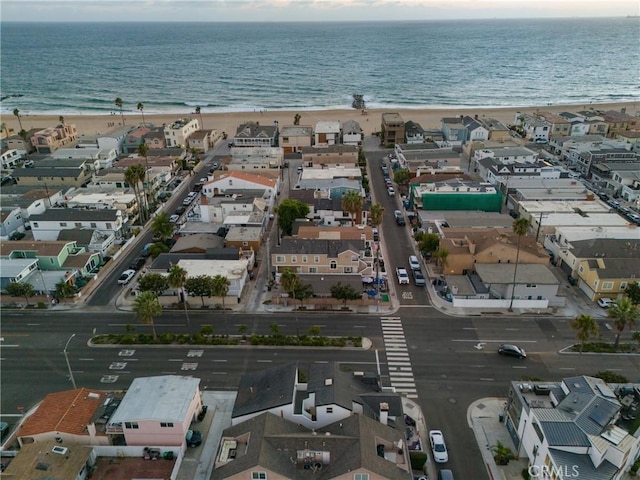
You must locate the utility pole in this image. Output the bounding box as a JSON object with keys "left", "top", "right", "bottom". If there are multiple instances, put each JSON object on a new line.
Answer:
{"left": 63, "top": 333, "right": 77, "bottom": 389}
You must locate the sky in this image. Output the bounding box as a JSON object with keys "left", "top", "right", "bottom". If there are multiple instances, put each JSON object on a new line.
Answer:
{"left": 1, "top": 0, "right": 639, "bottom": 22}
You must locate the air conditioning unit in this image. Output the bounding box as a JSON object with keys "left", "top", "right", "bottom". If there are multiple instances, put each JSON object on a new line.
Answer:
{"left": 52, "top": 446, "right": 68, "bottom": 455}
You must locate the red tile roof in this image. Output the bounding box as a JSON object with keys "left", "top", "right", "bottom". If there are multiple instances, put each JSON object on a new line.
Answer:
{"left": 18, "top": 388, "right": 107, "bottom": 437}
{"left": 206, "top": 171, "right": 277, "bottom": 188}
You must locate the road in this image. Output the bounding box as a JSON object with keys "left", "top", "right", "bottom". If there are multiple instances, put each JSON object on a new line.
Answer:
{"left": 3, "top": 308, "right": 639, "bottom": 479}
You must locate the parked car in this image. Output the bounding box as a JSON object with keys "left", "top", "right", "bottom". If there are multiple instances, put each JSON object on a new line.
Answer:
{"left": 396, "top": 267, "right": 410, "bottom": 285}
{"left": 129, "top": 257, "right": 145, "bottom": 271}
{"left": 387, "top": 187, "right": 396, "bottom": 196}
{"left": 597, "top": 297, "right": 615, "bottom": 308}
{"left": 567, "top": 276, "right": 578, "bottom": 286}
{"left": 498, "top": 344, "right": 527, "bottom": 359}
{"left": 408, "top": 255, "right": 420, "bottom": 271}
{"left": 413, "top": 269, "right": 426, "bottom": 286}
{"left": 117, "top": 269, "right": 136, "bottom": 286}
{"left": 175, "top": 206, "right": 186, "bottom": 215}
{"left": 394, "top": 210, "right": 405, "bottom": 226}
{"left": 211, "top": 162, "right": 219, "bottom": 170}
{"left": 169, "top": 214, "right": 180, "bottom": 223}
{"left": 182, "top": 197, "right": 194, "bottom": 206}
{"left": 372, "top": 228, "right": 379, "bottom": 241}
{"left": 186, "top": 429, "right": 202, "bottom": 447}
{"left": 429, "top": 430, "right": 449, "bottom": 463}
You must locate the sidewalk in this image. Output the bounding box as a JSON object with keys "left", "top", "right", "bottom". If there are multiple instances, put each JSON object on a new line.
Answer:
{"left": 468, "top": 397, "right": 529, "bottom": 480}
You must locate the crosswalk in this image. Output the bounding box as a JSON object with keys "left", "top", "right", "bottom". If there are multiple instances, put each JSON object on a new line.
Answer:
{"left": 381, "top": 316, "right": 417, "bottom": 399}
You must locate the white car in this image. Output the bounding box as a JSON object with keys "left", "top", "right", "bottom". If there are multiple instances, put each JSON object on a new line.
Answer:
{"left": 597, "top": 297, "right": 615, "bottom": 308}
{"left": 387, "top": 187, "right": 396, "bottom": 196}
{"left": 408, "top": 255, "right": 420, "bottom": 271}
{"left": 429, "top": 430, "right": 448, "bottom": 463}
{"left": 117, "top": 269, "right": 136, "bottom": 286}
{"left": 396, "top": 267, "right": 410, "bottom": 285}
{"left": 169, "top": 214, "right": 180, "bottom": 223}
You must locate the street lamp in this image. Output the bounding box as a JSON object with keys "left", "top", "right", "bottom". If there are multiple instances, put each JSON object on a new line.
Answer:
{"left": 63, "top": 334, "right": 77, "bottom": 389}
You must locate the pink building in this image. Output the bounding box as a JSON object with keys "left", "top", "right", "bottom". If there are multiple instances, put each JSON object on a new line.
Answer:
{"left": 106, "top": 376, "right": 202, "bottom": 447}
{"left": 30, "top": 124, "right": 78, "bottom": 154}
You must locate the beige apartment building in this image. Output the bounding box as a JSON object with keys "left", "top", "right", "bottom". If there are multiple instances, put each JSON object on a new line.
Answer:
{"left": 30, "top": 124, "right": 78, "bottom": 154}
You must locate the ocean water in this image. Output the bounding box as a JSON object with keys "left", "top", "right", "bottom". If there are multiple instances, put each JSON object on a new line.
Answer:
{"left": 1, "top": 18, "right": 638, "bottom": 116}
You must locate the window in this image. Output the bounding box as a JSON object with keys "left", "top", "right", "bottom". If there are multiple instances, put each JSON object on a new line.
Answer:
{"left": 251, "top": 473, "right": 267, "bottom": 480}
{"left": 602, "top": 281, "right": 614, "bottom": 290}
{"left": 344, "top": 267, "right": 353, "bottom": 273}
{"left": 124, "top": 422, "right": 139, "bottom": 429}
{"left": 354, "top": 475, "right": 369, "bottom": 480}
{"left": 314, "top": 256, "right": 320, "bottom": 263}
{"left": 620, "top": 282, "right": 628, "bottom": 289}
{"left": 326, "top": 407, "right": 333, "bottom": 413}
{"left": 160, "top": 422, "right": 174, "bottom": 428}
{"left": 302, "top": 256, "right": 308, "bottom": 263}
{"left": 276, "top": 255, "right": 285, "bottom": 263}
{"left": 242, "top": 241, "right": 248, "bottom": 247}
{"left": 291, "top": 255, "right": 297, "bottom": 263}
{"left": 90, "top": 223, "right": 97, "bottom": 228}
{"left": 309, "top": 267, "right": 317, "bottom": 273}
{"left": 33, "top": 222, "right": 39, "bottom": 228}
{"left": 75, "top": 223, "right": 82, "bottom": 227}
{"left": 106, "top": 223, "right": 112, "bottom": 229}
{"left": 330, "top": 261, "right": 337, "bottom": 270}
{"left": 526, "top": 284, "right": 537, "bottom": 288}
{"left": 60, "top": 222, "right": 67, "bottom": 227}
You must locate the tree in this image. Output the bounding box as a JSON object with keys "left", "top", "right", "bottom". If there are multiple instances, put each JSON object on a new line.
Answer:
{"left": 394, "top": 169, "right": 411, "bottom": 195}
{"left": 114, "top": 97, "right": 125, "bottom": 125}
{"left": 151, "top": 212, "right": 174, "bottom": 241}
{"left": 369, "top": 203, "right": 384, "bottom": 229}
{"left": 280, "top": 268, "right": 299, "bottom": 298}
{"left": 275, "top": 199, "right": 310, "bottom": 236}
{"left": 138, "top": 142, "right": 151, "bottom": 207}
{"left": 308, "top": 325, "right": 321, "bottom": 336}
{"left": 5, "top": 282, "right": 35, "bottom": 305}
{"left": 133, "top": 290, "right": 161, "bottom": 340}
{"left": 167, "top": 265, "right": 189, "bottom": 327}
{"left": 293, "top": 113, "right": 301, "bottom": 125}
{"left": 195, "top": 106, "right": 203, "bottom": 128}
{"left": 54, "top": 280, "right": 76, "bottom": 299}
{"left": 1, "top": 122, "right": 9, "bottom": 138}
{"left": 148, "top": 242, "right": 169, "bottom": 258}
{"left": 432, "top": 248, "right": 449, "bottom": 270}
{"left": 625, "top": 281, "right": 640, "bottom": 305}
{"left": 124, "top": 163, "right": 147, "bottom": 223}
{"left": 185, "top": 275, "right": 215, "bottom": 306}
{"left": 341, "top": 190, "right": 364, "bottom": 226}
{"left": 137, "top": 273, "right": 169, "bottom": 296}
{"left": 570, "top": 314, "right": 599, "bottom": 353}
{"left": 508, "top": 217, "right": 531, "bottom": 311}
{"left": 330, "top": 282, "right": 361, "bottom": 307}
{"left": 212, "top": 274, "right": 230, "bottom": 334}
{"left": 13, "top": 108, "right": 23, "bottom": 131}
{"left": 415, "top": 232, "right": 440, "bottom": 258}
{"left": 291, "top": 281, "right": 314, "bottom": 308}
{"left": 58, "top": 115, "right": 65, "bottom": 126}
{"left": 270, "top": 322, "right": 280, "bottom": 336}
{"left": 136, "top": 102, "right": 145, "bottom": 126}
{"left": 608, "top": 297, "right": 639, "bottom": 349}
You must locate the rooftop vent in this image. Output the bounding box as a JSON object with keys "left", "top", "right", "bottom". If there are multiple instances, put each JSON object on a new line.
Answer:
{"left": 324, "top": 378, "right": 333, "bottom": 386}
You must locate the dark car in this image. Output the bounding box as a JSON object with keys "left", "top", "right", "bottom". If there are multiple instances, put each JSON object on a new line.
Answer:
{"left": 498, "top": 344, "right": 527, "bottom": 359}
{"left": 186, "top": 429, "right": 202, "bottom": 447}
{"left": 567, "top": 276, "right": 578, "bottom": 286}
{"left": 129, "top": 257, "right": 145, "bottom": 271}
{"left": 175, "top": 206, "right": 186, "bottom": 215}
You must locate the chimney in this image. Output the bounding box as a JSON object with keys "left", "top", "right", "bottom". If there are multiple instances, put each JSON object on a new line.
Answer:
{"left": 379, "top": 402, "right": 389, "bottom": 425}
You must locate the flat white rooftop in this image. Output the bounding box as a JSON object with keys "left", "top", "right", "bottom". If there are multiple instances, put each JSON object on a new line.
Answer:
{"left": 519, "top": 200, "right": 610, "bottom": 214}
{"left": 177, "top": 259, "right": 249, "bottom": 279}
{"left": 300, "top": 167, "right": 361, "bottom": 180}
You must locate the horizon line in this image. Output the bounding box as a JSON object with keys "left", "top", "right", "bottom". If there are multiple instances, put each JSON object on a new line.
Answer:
{"left": 1, "top": 16, "right": 637, "bottom": 24}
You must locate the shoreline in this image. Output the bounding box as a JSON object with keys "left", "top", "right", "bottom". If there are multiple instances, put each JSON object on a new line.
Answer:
{"left": 2, "top": 101, "right": 638, "bottom": 139}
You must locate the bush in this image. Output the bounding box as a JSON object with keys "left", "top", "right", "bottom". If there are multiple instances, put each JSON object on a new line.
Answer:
{"left": 521, "top": 468, "right": 531, "bottom": 480}
{"left": 593, "top": 371, "right": 629, "bottom": 383}
{"left": 409, "top": 451, "right": 428, "bottom": 470}
{"left": 37, "top": 301, "right": 47, "bottom": 309}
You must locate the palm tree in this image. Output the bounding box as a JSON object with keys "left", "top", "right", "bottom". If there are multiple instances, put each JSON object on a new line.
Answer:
{"left": 570, "top": 314, "right": 599, "bottom": 353}
{"left": 369, "top": 203, "right": 384, "bottom": 229}
{"left": 195, "top": 106, "right": 203, "bottom": 128}
{"left": 294, "top": 113, "right": 301, "bottom": 125}
{"left": 13, "top": 108, "right": 23, "bottom": 131}
{"left": 133, "top": 290, "right": 162, "bottom": 340}
{"left": 114, "top": 97, "right": 125, "bottom": 125}
{"left": 608, "top": 297, "right": 639, "bottom": 349}
{"left": 58, "top": 115, "right": 65, "bottom": 126}
{"left": 341, "top": 190, "right": 364, "bottom": 226}
{"left": 138, "top": 142, "right": 151, "bottom": 209}
{"left": 137, "top": 102, "right": 145, "bottom": 126}
{"left": 167, "top": 265, "right": 189, "bottom": 329}
{"left": 280, "top": 268, "right": 299, "bottom": 306}
{"left": 124, "top": 164, "right": 147, "bottom": 223}
{"left": 1, "top": 122, "right": 9, "bottom": 139}
{"left": 432, "top": 248, "right": 449, "bottom": 271}
{"left": 212, "top": 275, "right": 230, "bottom": 335}
{"left": 508, "top": 217, "right": 531, "bottom": 311}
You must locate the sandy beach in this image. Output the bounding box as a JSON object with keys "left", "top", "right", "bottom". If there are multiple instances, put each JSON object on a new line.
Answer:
{"left": 2, "top": 101, "right": 639, "bottom": 139}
